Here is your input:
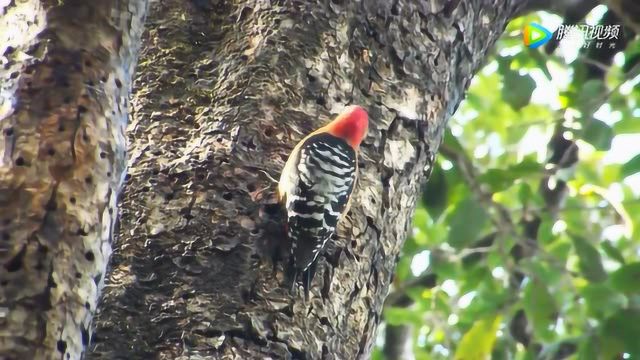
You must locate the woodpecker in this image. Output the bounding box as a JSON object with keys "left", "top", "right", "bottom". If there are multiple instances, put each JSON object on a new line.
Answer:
{"left": 278, "top": 105, "right": 369, "bottom": 298}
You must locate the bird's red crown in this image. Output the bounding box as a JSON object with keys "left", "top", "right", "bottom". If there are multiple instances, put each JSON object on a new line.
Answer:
{"left": 324, "top": 105, "right": 369, "bottom": 148}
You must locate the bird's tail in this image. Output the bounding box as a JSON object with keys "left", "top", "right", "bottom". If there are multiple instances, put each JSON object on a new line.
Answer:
{"left": 286, "top": 256, "right": 299, "bottom": 293}
{"left": 286, "top": 258, "right": 317, "bottom": 301}
{"left": 302, "top": 263, "right": 318, "bottom": 301}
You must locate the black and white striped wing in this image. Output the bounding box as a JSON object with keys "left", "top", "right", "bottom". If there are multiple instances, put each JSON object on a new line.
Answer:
{"left": 286, "top": 133, "right": 356, "bottom": 271}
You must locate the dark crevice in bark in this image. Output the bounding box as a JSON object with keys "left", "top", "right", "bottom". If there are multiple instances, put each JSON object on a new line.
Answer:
{"left": 4, "top": 244, "right": 27, "bottom": 272}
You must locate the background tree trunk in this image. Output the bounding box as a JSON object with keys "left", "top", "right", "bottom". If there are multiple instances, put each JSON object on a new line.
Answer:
{"left": 383, "top": 324, "right": 415, "bottom": 360}
{"left": 83, "top": 0, "right": 521, "bottom": 358}
{"left": 0, "top": 1, "right": 146, "bottom": 359}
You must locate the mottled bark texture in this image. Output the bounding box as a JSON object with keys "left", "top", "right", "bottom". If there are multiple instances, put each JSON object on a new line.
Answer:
{"left": 89, "top": 0, "right": 521, "bottom": 359}
{"left": 0, "top": 1, "right": 146, "bottom": 359}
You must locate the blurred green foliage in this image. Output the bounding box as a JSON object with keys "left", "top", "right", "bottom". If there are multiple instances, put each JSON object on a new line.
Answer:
{"left": 376, "top": 9, "right": 640, "bottom": 360}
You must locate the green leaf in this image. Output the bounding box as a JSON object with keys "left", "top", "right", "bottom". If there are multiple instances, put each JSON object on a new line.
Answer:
{"left": 622, "top": 40, "right": 640, "bottom": 73}
{"left": 394, "top": 255, "right": 413, "bottom": 282}
{"left": 526, "top": 259, "right": 564, "bottom": 286}
{"left": 479, "top": 169, "right": 514, "bottom": 193}
{"left": 463, "top": 285, "right": 509, "bottom": 321}
{"left": 444, "top": 128, "right": 465, "bottom": 153}
{"left": 580, "top": 283, "right": 627, "bottom": 319}
{"left": 502, "top": 71, "right": 536, "bottom": 110}
{"left": 447, "top": 198, "right": 489, "bottom": 248}
{"left": 509, "top": 157, "right": 544, "bottom": 175}
{"left": 621, "top": 153, "right": 640, "bottom": 179}
{"left": 406, "top": 206, "right": 433, "bottom": 251}
{"left": 454, "top": 314, "right": 502, "bottom": 360}
{"left": 423, "top": 163, "right": 448, "bottom": 220}
{"left": 601, "top": 164, "right": 622, "bottom": 186}
{"left": 537, "top": 218, "right": 555, "bottom": 244}
{"left": 517, "top": 183, "right": 534, "bottom": 205}
{"left": 546, "top": 239, "right": 572, "bottom": 264}
{"left": 614, "top": 116, "right": 640, "bottom": 134}
{"left": 383, "top": 307, "right": 421, "bottom": 326}
{"left": 491, "top": 338, "right": 512, "bottom": 360}
{"left": 434, "top": 289, "right": 452, "bottom": 313}
{"left": 581, "top": 118, "right": 614, "bottom": 151}
{"left": 525, "top": 48, "right": 553, "bottom": 80}
{"left": 460, "top": 266, "right": 491, "bottom": 293}
{"left": 461, "top": 233, "right": 496, "bottom": 270}
{"left": 570, "top": 233, "right": 607, "bottom": 282}
{"left": 601, "top": 309, "right": 640, "bottom": 356}
{"left": 523, "top": 279, "right": 557, "bottom": 341}
{"left": 601, "top": 240, "right": 625, "bottom": 264}
{"left": 431, "top": 251, "right": 458, "bottom": 279}
{"left": 610, "top": 262, "right": 640, "bottom": 294}
{"left": 577, "top": 334, "right": 600, "bottom": 360}
{"left": 371, "top": 348, "right": 385, "bottom": 360}
{"left": 538, "top": 340, "right": 579, "bottom": 360}
{"left": 575, "top": 79, "right": 606, "bottom": 114}
{"left": 479, "top": 158, "right": 542, "bottom": 193}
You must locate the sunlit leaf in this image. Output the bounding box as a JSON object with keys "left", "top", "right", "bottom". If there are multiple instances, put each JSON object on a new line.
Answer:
{"left": 621, "top": 153, "right": 640, "bottom": 179}
{"left": 601, "top": 164, "right": 622, "bottom": 186}
{"left": 454, "top": 314, "right": 502, "bottom": 360}
{"left": 614, "top": 116, "right": 640, "bottom": 134}
{"left": 406, "top": 209, "right": 433, "bottom": 251}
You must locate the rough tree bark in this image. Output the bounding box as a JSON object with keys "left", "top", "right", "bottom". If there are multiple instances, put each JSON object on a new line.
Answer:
{"left": 0, "top": 1, "right": 146, "bottom": 359}
{"left": 85, "top": 0, "right": 523, "bottom": 359}
{"left": 8, "top": 0, "right": 526, "bottom": 359}
{"left": 82, "top": 1, "right": 526, "bottom": 359}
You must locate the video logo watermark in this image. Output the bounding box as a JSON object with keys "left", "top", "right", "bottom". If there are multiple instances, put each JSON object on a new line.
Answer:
{"left": 523, "top": 23, "right": 552, "bottom": 49}
{"left": 556, "top": 24, "right": 621, "bottom": 49}
{"left": 523, "top": 23, "right": 623, "bottom": 49}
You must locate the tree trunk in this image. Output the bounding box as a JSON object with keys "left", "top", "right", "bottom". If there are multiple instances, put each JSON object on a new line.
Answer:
{"left": 383, "top": 324, "right": 415, "bottom": 360}
{"left": 81, "top": 0, "right": 521, "bottom": 358}
{"left": 0, "top": 1, "right": 146, "bottom": 359}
